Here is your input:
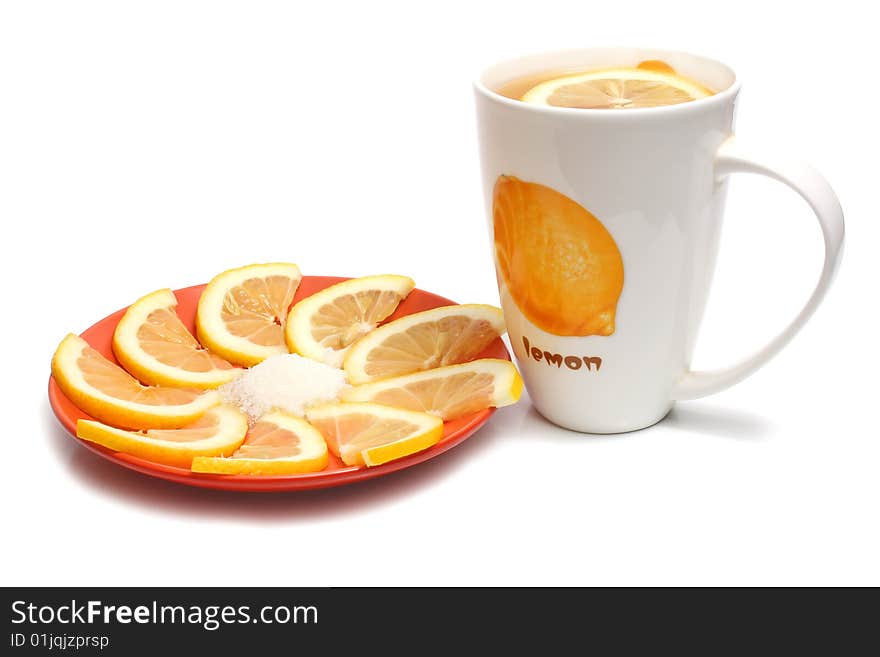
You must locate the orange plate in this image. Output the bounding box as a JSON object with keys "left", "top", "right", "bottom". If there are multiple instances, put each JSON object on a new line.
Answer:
{"left": 48, "top": 276, "right": 509, "bottom": 492}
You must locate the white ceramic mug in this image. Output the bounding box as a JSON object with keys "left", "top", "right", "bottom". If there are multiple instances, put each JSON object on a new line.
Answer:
{"left": 474, "top": 48, "right": 844, "bottom": 433}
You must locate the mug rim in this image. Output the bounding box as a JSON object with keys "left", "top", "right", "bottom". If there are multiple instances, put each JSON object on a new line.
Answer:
{"left": 474, "top": 46, "right": 741, "bottom": 118}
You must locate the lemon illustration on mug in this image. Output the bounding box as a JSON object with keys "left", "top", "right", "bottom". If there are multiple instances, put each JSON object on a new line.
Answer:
{"left": 492, "top": 176, "right": 624, "bottom": 337}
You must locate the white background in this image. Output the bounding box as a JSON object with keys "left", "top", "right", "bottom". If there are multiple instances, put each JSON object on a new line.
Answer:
{"left": 1, "top": 1, "right": 876, "bottom": 586}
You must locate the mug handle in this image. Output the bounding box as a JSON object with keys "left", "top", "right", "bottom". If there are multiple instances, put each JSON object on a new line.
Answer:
{"left": 672, "top": 136, "right": 845, "bottom": 400}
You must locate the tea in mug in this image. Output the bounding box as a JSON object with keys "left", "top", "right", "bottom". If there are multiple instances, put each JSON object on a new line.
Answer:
{"left": 496, "top": 60, "right": 715, "bottom": 109}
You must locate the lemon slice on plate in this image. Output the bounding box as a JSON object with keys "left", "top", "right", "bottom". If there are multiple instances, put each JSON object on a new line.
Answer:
{"left": 306, "top": 402, "right": 443, "bottom": 467}
{"left": 77, "top": 405, "right": 248, "bottom": 467}
{"left": 521, "top": 65, "right": 713, "bottom": 109}
{"left": 341, "top": 358, "right": 522, "bottom": 421}
{"left": 196, "top": 263, "right": 302, "bottom": 367}
{"left": 192, "top": 411, "right": 329, "bottom": 475}
{"left": 343, "top": 304, "right": 505, "bottom": 384}
{"left": 113, "top": 288, "right": 238, "bottom": 389}
{"left": 52, "top": 334, "right": 220, "bottom": 430}
{"left": 286, "top": 274, "right": 415, "bottom": 367}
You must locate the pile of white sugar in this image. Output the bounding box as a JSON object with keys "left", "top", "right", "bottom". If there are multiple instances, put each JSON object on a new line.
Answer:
{"left": 220, "top": 353, "right": 349, "bottom": 422}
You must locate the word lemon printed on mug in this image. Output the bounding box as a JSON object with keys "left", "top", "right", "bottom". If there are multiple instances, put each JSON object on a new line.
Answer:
{"left": 522, "top": 335, "right": 602, "bottom": 372}
{"left": 493, "top": 176, "right": 624, "bottom": 337}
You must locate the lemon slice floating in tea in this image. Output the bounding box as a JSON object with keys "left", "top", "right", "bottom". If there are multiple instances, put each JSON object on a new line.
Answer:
{"left": 521, "top": 61, "right": 713, "bottom": 109}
